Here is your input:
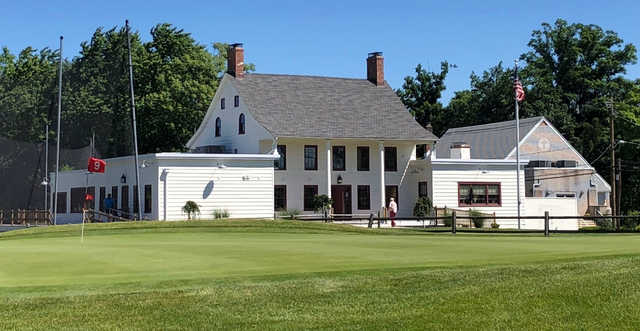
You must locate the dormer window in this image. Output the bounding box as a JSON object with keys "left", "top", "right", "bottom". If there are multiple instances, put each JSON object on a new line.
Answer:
{"left": 221, "top": 98, "right": 225, "bottom": 110}
{"left": 234, "top": 95, "right": 240, "bottom": 107}
{"left": 215, "top": 117, "right": 221, "bottom": 137}
{"left": 238, "top": 113, "right": 246, "bottom": 135}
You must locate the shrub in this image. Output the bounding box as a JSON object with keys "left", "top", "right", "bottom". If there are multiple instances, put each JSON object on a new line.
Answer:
{"left": 413, "top": 197, "right": 433, "bottom": 218}
{"left": 182, "top": 201, "right": 200, "bottom": 220}
{"left": 636, "top": 225, "right": 640, "bottom": 232}
{"left": 621, "top": 211, "right": 640, "bottom": 229}
{"left": 442, "top": 210, "right": 452, "bottom": 227}
{"left": 213, "top": 209, "right": 230, "bottom": 219}
{"left": 313, "top": 195, "right": 334, "bottom": 214}
{"left": 594, "top": 217, "right": 614, "bottom": 230}
{"left": 579, "top": 226, "right": 604, "bottom": 233}
{"left": 491, "top": 222, "right": 500, "bottom": 229}
{"left": 280, "top": 209, "right": 301, "bottom": 220}
{"left": 469, "top": 209, "right": 484, "bottom": 228}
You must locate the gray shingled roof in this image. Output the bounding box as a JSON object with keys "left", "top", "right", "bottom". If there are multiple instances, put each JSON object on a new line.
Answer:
{"left": 231, "top": 73, "right": 437, "bottom": 141}
{"left": 435, "top": 117, "right": 544, "bottom": 159}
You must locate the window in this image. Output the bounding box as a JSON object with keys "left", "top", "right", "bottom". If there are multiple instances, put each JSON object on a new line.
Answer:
{"left": 385, "top": 185, "right": 398, "bottom": 208}
{"left": 111, "top": 186, "right": 118, "bottom": 211}
{"left": 70, "top": 187, "right": 86, "bottom": 213}
{"left": 144, "top": 185, "right": 152, "bottom": 214}
{"left": 357, "top": 146, "right": 369, "bottom": 171}
{"left": 357, "top": 185, "right": 370, "bottom": 210}
{"left": 384, "top": 146, "right": 397, "bottom": 172}
{"left": 275, "top": 185, "right": 287, "bottom": 211}
{"left": 303, "top": 185, "right": 318, "bottom": 211}
{"left": 304, "top": 145, "right": 318, "bottom": 170}
{"left": 416, "top": 144, "right": 427, "bottom": 159}
{"left": 56, "top": 192, "right": 67, "bottom": 214}
{"left": 133, "top": 185, "right": 140, "bottom": 214}
{"left": 221, "top": 97, "right": 225, "bottom": 109}
{"left": 99, "top": 186, "right": 106, "bottom": 211}
{"left": 121, "top": 185, "right": 129, "bottom": 212}
{"left": 215, "top": 117, "right": 221, "bottom": 137}
{"left": 275, "top": 145, "right": 286, "bottom": 170}
{"left": 418, "top": 181, "right": 428, "bottom": 197}
{"left": 234, "top": 95, "right": 239, "bottom": 107}
{"left": 332, "top": 146, "right": 346, "bottom": 171}
{"left": 458, "top": 183, "right": 501, "bottom": 207}
{"left": 238, "top": 113, "right": 245, "bottom": 134}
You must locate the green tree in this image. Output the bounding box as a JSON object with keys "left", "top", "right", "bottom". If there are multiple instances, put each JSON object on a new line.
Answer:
{"left": 396, "top": 62, "right": 448, "bottom": 135}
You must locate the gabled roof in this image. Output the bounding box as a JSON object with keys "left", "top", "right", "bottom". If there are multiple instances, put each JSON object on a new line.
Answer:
{"left": 435, "top": 117, "right": 544, "bottom": 159}
{"left": 230, "top": 73, "right": 437, "bottom": 141}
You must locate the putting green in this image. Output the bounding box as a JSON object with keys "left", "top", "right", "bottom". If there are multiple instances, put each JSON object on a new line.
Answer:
{"left": 1, "top": 221, "right": 639, "bottom": 288}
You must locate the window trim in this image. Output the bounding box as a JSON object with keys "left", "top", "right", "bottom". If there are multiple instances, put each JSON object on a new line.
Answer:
{"left": 458, "top": 182, "right": 502, "bottom": 207}
{"left": 275, "top": 145, "right": 287, "bottom": 170}
{"left": 332, "top": 145, "right": 346, "bottom": 171}
{"left": 274, "top": 185, "right": 287, "bottom": 211}
{"left": 357, "top": 185, "right": 370, "bottom": 210}
{"left": 303, "top": 185, "right": 318, "bottom": 211}
{"left": 238, "top": 113, "right": 246, "bottom": 135}
{"left": 215, "top": 117, "right": 221, "bottom": 137}
{"left": 304, "top": 145, "right": 318, "bottom": 171}
{"left": 357, "top": 146, "right": 370, "bottom": 171}
{"left": 384, "top": 146, "right": 397, "bottom": 172}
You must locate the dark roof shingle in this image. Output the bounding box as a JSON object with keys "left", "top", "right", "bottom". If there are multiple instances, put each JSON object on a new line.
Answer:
{"left": 231, "top": 73, "right": 437, "bottom": 141}
{"left": 435, "top": 117, "right": 544, "bottom": 159}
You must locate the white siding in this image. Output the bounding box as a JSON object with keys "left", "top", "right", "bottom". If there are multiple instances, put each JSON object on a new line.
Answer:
{"left": 157, "top": 159, "right": 274, "bottom": 220}
{"left": 431, "top": 163, "right": 526, "bottom": 228}
{"left": 524, "top": 197, "right": 578, "bottom": 230}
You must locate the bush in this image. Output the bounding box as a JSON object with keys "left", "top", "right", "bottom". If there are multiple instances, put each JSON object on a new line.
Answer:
{"left": 213, "top": 209, "right": 230, "bottom": 219}
{"left": 469, "top": 209, "right": 484, "bottom": 228}
{"left": 442, "top": 210, "right": 452, "bottom": 227}
{"left": 594, "top": 217, "right": 614, "bottom": 230}
{"left": 636, "top": 225, "right": 640, "bottom": 232}
{"left": 182, "top": 201, "right": 200, "bottom": 220}
{"left": 413, "top": 197, "right": 433, "bottom": 218}
{"left": 280, "top": 209, "right": 301, "bottom": 220}
{"left": 621, "top": 211, "right": 640, "bottom": 229}
{"left": 579, "top": 226, "right": 604, "bottom": 233}
{"left": 313, "top": 195, "right": 334, "bottom": 214}
{"left": 491, "top": 222, "right": 500, "bottom": 229}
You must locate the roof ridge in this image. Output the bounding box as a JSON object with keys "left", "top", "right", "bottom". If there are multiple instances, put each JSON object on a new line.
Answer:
{"left": 244, "top": 72, "right": 375, "bottom": 82}
{"left": 447, "top": 116, "right": 544, "bottom": 133}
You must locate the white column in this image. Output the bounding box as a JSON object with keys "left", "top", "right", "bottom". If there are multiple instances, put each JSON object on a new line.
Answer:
{"left": 379, "top": 141, "right": 385, "bottom": 211}
{"left": 326, "top": 140, "right": 332, "bottom": 199}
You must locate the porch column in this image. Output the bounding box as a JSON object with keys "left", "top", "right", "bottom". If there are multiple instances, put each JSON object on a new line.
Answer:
{"left": 378, "top": 141, "right": 385, "bottom": 212}
{"left": 326, "top": 140, "right": 332, "bottom": 199}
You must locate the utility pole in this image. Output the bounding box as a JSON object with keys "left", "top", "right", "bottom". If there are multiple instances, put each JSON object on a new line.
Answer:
{"left": 616, "top": 157, "right": 622, "bottom": 221}
{"left": 606, "top": 99, "right": 616, "bottom": 220}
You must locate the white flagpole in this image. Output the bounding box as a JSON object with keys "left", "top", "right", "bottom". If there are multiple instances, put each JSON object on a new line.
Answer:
{"left": 514, "top": 60, "right": 522, "bottom": 229}
{"left": 53, "top": 36, "right": 63, "bottom": 226}
{"left": 125, "top": 20, "right": 142, "bottom": 221}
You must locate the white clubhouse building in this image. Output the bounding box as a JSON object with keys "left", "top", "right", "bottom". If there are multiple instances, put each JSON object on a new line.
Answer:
{"left": 51, "top": 44, "right": 610, "bottom": 229}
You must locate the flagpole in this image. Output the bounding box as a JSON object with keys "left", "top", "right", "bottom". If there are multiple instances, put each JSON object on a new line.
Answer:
{"left": 514, "top": 60, "right": 522, "bottom": 229}
{"left": 53, "top": 36, "right": 63, "bottom": 226}
{"left": 125, "top": 20, "right": 142, "bottom": 221}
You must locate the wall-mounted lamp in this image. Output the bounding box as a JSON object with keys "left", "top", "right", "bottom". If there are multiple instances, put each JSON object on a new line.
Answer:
{"left": 120, "top": 174, "right": 127, "bottom": 184}
{"left": 40, "top": 177, "right": 49, "bottom": 186}
{"left": 217, "top": 162, "right": 226, "bottom": 169}
{"left": 337, "top": 175, "right": 343, "bottom": 184}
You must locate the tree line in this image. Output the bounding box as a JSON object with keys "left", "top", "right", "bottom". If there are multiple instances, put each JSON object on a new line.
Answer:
{"left": 396, "top": 19, "right": 640, "bottom": 213}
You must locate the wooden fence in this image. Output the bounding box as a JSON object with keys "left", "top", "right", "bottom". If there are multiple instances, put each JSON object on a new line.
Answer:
{"left": 0, "top": 209, "right": 52, "bottom": 225}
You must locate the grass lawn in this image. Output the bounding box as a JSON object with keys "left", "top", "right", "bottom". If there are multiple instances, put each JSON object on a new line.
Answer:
{"left": 1, "top": 220, "right": 639, "bottom": 330}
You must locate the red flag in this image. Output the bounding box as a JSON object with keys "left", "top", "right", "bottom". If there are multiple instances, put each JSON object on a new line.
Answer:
{"left": 85, "top": 194, "right": 94, "bottom": 201}
{"left": 514, "top": 79, "right": 525, "bottom": 102}
{"left": 88, "top": 157, "right": 106, "bottom": 173}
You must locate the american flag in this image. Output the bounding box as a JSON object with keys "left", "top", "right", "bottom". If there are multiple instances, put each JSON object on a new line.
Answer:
{"left": 514, "top": 79, "right": 525, "bottom": 102}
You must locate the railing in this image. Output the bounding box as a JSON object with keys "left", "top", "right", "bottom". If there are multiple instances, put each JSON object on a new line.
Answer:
{"left": 0, "top": 209, "right": 52, "bottom": 225}
{"left": 83, "top": 209, "right": 135, "bottom": 223}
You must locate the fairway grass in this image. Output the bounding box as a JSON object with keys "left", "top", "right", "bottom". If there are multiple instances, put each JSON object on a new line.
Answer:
{"left": 1, "top": 220, "right": 639, "bottom": 330}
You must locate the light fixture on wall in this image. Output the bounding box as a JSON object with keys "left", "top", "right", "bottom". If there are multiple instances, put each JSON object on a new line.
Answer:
{"left": 120, "top": 174, "right": 127, "bottom": 184}
{"left": 217, "top": 162, "right": 226, "bottom": 169}
{"left": 337, "top": 175, "right": 343, "bottom": 184}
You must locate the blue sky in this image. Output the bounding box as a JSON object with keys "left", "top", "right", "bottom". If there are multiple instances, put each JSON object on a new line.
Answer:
{"left": 2, "top": 0, "right": 639, "bottom": 104}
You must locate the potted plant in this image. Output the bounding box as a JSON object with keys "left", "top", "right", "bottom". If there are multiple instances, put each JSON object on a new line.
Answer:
{"left": 182, "top": 200, "right": 200, "bottom": 220}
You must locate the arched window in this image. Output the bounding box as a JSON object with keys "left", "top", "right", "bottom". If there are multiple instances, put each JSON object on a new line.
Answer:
{"left": 238, "top": 113, "right": 246, "bottom": 135}
{"left": 215, "top": 117, "right": 221, "bottom": 137}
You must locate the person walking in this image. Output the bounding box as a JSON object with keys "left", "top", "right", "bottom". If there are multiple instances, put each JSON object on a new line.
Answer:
{"left": 389, "top": 197, "right": 398, "bottom": 227}
{"left": 104, "top": 194, "right": 114, "bottom": 215}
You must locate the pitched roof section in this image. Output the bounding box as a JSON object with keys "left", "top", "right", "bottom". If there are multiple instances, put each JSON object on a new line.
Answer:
{"left": 435, "top": 117, "right": 544, "bottom": 159}
{"left": 231, "top": 73, "right": 437, "bottom": 141}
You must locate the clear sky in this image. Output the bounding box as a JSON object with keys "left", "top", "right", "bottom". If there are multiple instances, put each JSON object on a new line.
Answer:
{"left": 2, "top": 0, "right": 639, "bottom": 104}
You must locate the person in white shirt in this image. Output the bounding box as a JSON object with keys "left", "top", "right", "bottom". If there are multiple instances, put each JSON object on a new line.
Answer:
{"left": 389, "top": 197, "right": 398, "bottom": 227}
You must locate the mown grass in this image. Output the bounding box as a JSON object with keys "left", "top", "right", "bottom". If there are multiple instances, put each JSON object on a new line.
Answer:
{"left": 1, "top": 220, "right": 639, "bottom": 330}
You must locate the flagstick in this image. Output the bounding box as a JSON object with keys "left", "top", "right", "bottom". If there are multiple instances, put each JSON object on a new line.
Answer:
{"left": 514, "top": 60, "right": 522, "bottom": 229}
{"left": 125, "top": 20, "right": 142, "bottom": 221}
{"left": 53, "top": 36, "right": 63, "bottom": 226}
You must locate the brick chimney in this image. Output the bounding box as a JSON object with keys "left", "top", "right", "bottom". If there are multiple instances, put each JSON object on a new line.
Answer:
{"left": 367, "top": 52, "right": 384, "bottom": 86}
{"left": 227, "top": 43, "right": 244, "bottom": 78}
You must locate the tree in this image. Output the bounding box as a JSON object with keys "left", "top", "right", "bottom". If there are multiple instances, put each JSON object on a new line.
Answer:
{"left": 396, "top": 62, "right": 448, "bottom": 135}
{"left": 182, "top": 200, "right": 200, "bottom": 220}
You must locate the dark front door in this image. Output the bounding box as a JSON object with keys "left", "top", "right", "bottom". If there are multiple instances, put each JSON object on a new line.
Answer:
{"left": 331, "top": 185, "right": 352, "bottom": 215}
